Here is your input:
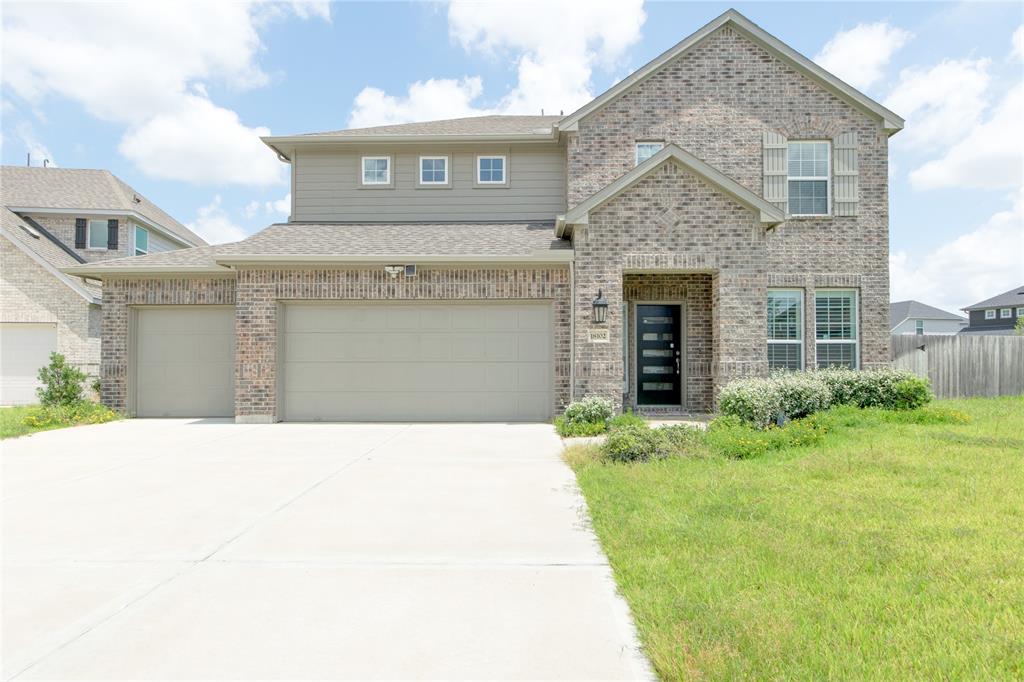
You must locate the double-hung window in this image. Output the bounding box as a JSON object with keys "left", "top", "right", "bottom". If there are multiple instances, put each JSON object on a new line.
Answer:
{"left": 815, "top": 289, "right": 858, "bottom": 368}
{"left": 788, "top": 141, "right": 830, "bottom": 216}
{"left": 419, "top": 156, "right": 447, "bottom": 184}
{"left": 1000, "top": 308, "right": 1012, "bottom": 319}
{"left": 767, "top": 289, "right": 803, "bottom": 370}
{"left": 915, "top": 319, "right": 924, "bottom": 335}
{"left": 134, "top": 225, "right": 149, "bottom": 256}
{"left": 361, "top": 156, "right": 390, "bottom": 185}
{"left": 87, "top": 219, "right": 107, "bottom": 250}
{"left": 477, "top": 156, "right": 505, "bottom": 184}
{"left": 635, "top": 142, "right": 664, "bottom": 165}
{"left": 1017, "top": 307, "right": 1024, "bottom": 318}
{"left": 984, "top": 309, "right": 996, "bottom": 319}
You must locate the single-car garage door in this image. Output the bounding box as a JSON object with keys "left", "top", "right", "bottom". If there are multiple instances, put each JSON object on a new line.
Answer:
{"left": 281, "top": 302, "right": 553, "bottom": 422}
{"left": 0, "top": 323, "right": 57, "bottom": 405}
{"left": 135, "top": 306, "right": 234, "bottom": 417}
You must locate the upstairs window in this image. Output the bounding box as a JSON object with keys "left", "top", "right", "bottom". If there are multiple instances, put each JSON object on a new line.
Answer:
{"left": 477, "top": 156, "right": 505, "bottom": 184}
{"left": 767, "top": 289, "right": 803, "bottom": 370}
{"left": 419, "top": 156, "right": 447, "bottom": 184}
{"left": 985, "top": 309, "right": 996, "bottom": 320}
{"left": 815, "top": 289, "right": 858, "bottom": 369}
{"left": 361, "top": 156, "right": 390, "bottom": 185}
{"left": 87, "top": 219, "right": 107, "bottom": 249}
{"left": 134, "top": 225, "right": 149, "bottom": 255}
{"left": 1000, "top": 308, "right": 1012, "bottom": 318}
{"left": 915, "top": 319, "right": 924, "bottom": 335}
{"left": 635, "top": 142, "right": 664, "bottom": 165}
{"left": 788, "top": 141, "right": 830, "bottom": 216}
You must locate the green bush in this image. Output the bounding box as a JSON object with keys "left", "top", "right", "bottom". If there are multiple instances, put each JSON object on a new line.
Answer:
{"left": 706, "top": 413, "right": 826, "bottom": 459}
{"left": 554, "top": 416, "right": 607, "bottom": 437}
{"left": 657, "top": 424, "right": 707, "bottom": 457}
{"left": 891, "top": 376, "right": 933, "bottom": 410}
{"left": 36, "top": 352, "right": 86, "bottom": 406}
{"left": 608, "top": 411, "right": 646, "bottom": 431}
{"left": 603, "top": 424, "right": 671, "bottom": 462}
{"left": 21, "top": 401, "right": 120, "bottom": 429}
{"left": 563, "top": 396, "right": 614, "bottom": 425}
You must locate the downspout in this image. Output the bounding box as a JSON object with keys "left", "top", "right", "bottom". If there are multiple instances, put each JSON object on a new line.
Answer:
{"left": 569, "top": 258, "right": 576, "bottom": 405}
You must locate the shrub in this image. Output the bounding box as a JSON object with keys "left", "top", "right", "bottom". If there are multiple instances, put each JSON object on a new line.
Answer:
{"left": 36, "top": 352, "right": 86, "bottom": 406}
{"left": 563, "top": 396, "right": 614, "bottom": 425}
{"left": 657, "top": 424, "right": 707, "bottom": 457}
{"left": 891, "top": 377, "right": 933, "bottom": 410}
{"left": 718, "top": 376, "right": 780, "bottom": 428}
{"left": 608, "top": 411, "right": 646, "bottom": 431}
{"left": 603, "top": 424, "right": 671, "bottom": 463}
{"left": 774, "top": 371, "right": 832, "bottom": 419}
{"left": 21, "top": 401, "right": 120, "bottom": 429}
{"left": 554, "top": 417, "right": 607, "bottom": 437}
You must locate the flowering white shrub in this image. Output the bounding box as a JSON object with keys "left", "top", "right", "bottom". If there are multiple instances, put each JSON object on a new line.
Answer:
{"left": 563, "top": 396, "right": 614, "bottom": 425}
{"left": 718, "top": 376, "right": 783, "bottom": 428}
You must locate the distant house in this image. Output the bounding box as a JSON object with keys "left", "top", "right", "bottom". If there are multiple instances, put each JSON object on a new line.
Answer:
{"left": 1, "top": 166, "right": 205, "bottom": 405}
{"left": 890, "top": 300, "right": 967, "bottom": 336}
{"left": 959, "top": 285, "right": 1024, "bottom": 336}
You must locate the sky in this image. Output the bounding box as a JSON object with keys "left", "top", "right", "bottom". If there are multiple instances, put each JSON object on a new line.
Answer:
{"left": 1, "top": 0, "right": 1022, "bottom": 314}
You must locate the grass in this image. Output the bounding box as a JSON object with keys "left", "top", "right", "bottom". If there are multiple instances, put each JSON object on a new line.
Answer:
{"left": 0, "top": 402, "right": 121, "bottom": 440}
{"left": 569, "top": 397, "right": 1024, "bottom": 680}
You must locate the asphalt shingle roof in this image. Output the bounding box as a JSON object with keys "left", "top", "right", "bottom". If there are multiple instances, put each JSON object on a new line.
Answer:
{"left": 2, "top": 208, "right": 101, "bottom": 299}
{"left": 962, "top": 285, "right": 1024, "bottom": 311}
{"left": 889, "top": 300, "right": 965, "bottom": 328}
{"left": 0, "top": 166, "right": 205, "bottom": 247}
{"left": 293, "top": 115, "right": 561, "bottom": 138}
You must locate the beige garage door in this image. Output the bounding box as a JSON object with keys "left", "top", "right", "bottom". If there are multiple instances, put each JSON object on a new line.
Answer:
{"left": 135, "top": 307, "right": 234, "bottom": 417}
{"left": 0, "top": 323, "right": 57, "bottom": 405}
{"left": 281, "top": 302, "right": 553, "bottom": 422}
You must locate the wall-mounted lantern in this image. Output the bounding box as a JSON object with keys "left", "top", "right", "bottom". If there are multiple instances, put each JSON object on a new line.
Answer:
{"left": 592, "top": 289, "right": 608, "bottom": 323}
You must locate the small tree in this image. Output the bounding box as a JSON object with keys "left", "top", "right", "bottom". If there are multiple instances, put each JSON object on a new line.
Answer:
{"left": 1016, "top": 316, "right": 1024, "bottom": 336}
{"left": 36, "top": 352, "right": 86, "bottom": 406}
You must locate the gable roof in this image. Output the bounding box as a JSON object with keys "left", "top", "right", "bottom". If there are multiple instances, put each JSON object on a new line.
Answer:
{"left": 890, "top": 300, "right": 966, "bottom": 329}
{"left": 557, "top": 9, "right": 905, "bottom": 135}
{"left": 288, "top": 115, "right": 561, "bottom": 139}
{"left": 0, "top": 166, "right": 205, "bottom": 247}
{"left": 556, "top": 144, "right": 785, "bottom": 237}
{"left": 1, "top": 208, "right": 101, "bottom": 303}
{"left": 962, "top": 285, "right": 1024, "bottom": 311}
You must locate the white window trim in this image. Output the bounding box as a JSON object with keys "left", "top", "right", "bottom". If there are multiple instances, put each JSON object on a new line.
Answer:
{"left": 767, "top": 288, "right": 804, "bottom": 370}
{"left": 418, "top": 155, "right": 448, "bottom": 185}
{"left": 814, "top": 288, "right": 859, "bottom": 369}
{"left": 476, "top": 155, "right": 506, "bottom": 185}
{"left": 1017, "top": 307, "right": 1024, "bottom": 317}
{"left": 86, "top": 219, "right": 108, "bottom": 250}
{"left": 915, "top": 319, "right": 924, "bottom": 335}
{"left": 1000, "top": 308, "right": 1012, "bottom": 318}
{"left": 788, "top": 140, "right": 832, "bottom": 217}
{"left": 134, "top": 224, "right": 149, "bottom": 256}
{"left": 361, "top": 156, "right": 391, "bottom": 185}
{"left": 635, "top": 141, "right": 664, "bottom": 166}
{"left": 985, "top": 309, "right": 996, "bottom": 320}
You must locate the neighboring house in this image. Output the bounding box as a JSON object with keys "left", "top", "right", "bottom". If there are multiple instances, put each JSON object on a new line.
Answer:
{"left": 0, "top": 167, "right": 206, "bottom": 405}
{"left": 959, "top": 285, "right": 1024, "bottom": 336}
{"left": 890, "top": 300, "right": 967, "bottom": 336}
{"left": 66, "top": 9, "right": 903, "bottom": 422}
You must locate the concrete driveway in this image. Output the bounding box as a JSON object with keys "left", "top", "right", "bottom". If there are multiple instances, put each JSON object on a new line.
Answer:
{"left": 2, "top": 419, "right": 651, "bottom": 680}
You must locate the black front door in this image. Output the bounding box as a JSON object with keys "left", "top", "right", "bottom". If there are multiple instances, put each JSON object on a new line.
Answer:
{"left": 636, "top": 304, "right": 682, "bottom": 406}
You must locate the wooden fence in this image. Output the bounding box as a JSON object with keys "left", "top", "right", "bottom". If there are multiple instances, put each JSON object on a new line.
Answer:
{"left": 891, "top": 334, "right": 1024, "bottom": 399}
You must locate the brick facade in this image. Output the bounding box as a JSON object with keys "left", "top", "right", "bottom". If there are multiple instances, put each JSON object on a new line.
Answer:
{"left": 568, "top": 25, "right": 890, "bottom": 408}
{"left": 28, "top": 215, "right": 137, "bottom": 262}
{"left": 1, "top": 238, "right": 101, "bottom": 379}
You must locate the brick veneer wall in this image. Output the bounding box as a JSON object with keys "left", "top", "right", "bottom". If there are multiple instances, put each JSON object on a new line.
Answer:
{"left": 28, "top": 215, "right": 136, "bottom": 262}
{"left": 234, "top": 266, "right": 571, "bottom": 421}
{"left": 100, "top": 277, "right": 237, "bottom": 411}
{"left": 567, "top": 24, "right": 890, "bottom": 405}
{"left": 1, "top": 238, "right": 101, "bottom": 379}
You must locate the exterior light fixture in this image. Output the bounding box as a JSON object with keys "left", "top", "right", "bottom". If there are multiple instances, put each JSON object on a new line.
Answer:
{"left": 592, "top": 289, "right": 609, "bottom": 323}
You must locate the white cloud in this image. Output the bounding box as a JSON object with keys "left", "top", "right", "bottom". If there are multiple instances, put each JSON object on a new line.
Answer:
{"left": 347, "top": 0, "right": 646, "bottom": 127}
{"left": 910, "top": 84, "right": 1024, "bottom": 190}
{"left": 186, "top": 195, "right": 249, "bottom": 244}
{"left": 0, "top": 1, "right": 327, "bottom": 185}
{"left": 814, "top": 21, "right": 912, "bottom": 91}
{"left": 16, "top": 122, "right": 57, "bottom": 167}
{"left": 890, "top": 190, "right": 1024, "bottom": 313}
{"left": 1012, "top": 25, "right": 1024, "bottom": 61}
{"left": 884, "top": 59, "right": 991, "bottom": 151}
{"left": 119, "top": 95, "right": 280, "bottom": 186}
{"left": 265, "top": 193, "right": 291, "bottom": 216}
{"left": 243, "top": 200, "right": 261, "bottom": 219}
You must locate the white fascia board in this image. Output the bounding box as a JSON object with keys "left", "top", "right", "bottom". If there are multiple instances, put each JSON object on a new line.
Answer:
{"left": 214, "top": 252, "right": 574, "bottom": 265}
{"left": 5, "top": 234, "right": 100, "bottom": 303}
{"left": 59, "top": 264, "right": 231, "bottom": 279}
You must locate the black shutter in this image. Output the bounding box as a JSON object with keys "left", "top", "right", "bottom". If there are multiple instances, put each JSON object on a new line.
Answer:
{"left": 107, "top": 219, "right": 118, "bottom": 250}
{"left": 75, "top": 218, "right": 87, "bottom": 249}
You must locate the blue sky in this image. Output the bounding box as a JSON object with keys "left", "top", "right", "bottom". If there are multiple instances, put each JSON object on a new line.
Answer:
{"left": 2, "top": 1, "right": 1021, "bottom": 313}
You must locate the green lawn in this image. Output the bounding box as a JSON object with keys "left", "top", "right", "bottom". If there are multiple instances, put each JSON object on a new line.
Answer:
{"left": 571, "top": 397, "right": 1024, "bottom": 680}
{"left": 1, "top": 403, "right": 120, "bottom": 440}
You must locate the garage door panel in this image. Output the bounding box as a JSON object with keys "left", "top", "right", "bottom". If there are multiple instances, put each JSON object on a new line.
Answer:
{"left": 1, "top": 323, "right": 58, "bottom": 405}
{"left": 135, "top": 307, "right": 234, "bottom": 418}
{"left": 282, "top": 303, "right": 553, "bottom": 422}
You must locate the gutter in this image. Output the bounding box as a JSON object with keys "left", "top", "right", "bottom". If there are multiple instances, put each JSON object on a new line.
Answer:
{"left": 213, "top": 252, "right": 575, "bottom": 265}
{"left": 60, "top": 264, "right": 232, "bottom": 279}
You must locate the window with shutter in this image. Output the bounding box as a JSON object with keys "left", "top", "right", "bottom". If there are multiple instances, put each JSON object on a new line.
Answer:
{"left": 763, "top": 131, "right": 788, "bottom": 213}
{"left": 833, "top": 132, "right": 858, "bottom": 216}
{"left": 107, "top": 219, "right": 119, "bottom": 250}
{"left": 74, "top": 218, "right": 87, "bottom": 249}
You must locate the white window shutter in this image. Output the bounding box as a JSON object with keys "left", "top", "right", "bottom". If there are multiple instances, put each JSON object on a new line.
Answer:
{"left": 763, "top": 131, "right": 788, "bottom": 213}
{"left": 833, "top": 132, "right": 858, "bottom": 216}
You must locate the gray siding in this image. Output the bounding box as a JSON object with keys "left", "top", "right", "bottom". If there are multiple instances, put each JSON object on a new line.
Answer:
{"left": 292, "top": 144, "right": 566, "bottom": 222}
{"left": 147, "top": 229, "right": 179, "bottom": 254}
{"left": 892, "top": 318, "right": 966, "bottom": 336}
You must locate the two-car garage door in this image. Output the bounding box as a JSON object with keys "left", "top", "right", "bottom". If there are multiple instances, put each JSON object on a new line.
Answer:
{"left": 280, "top": 302, "right": 554, "bottom": 422}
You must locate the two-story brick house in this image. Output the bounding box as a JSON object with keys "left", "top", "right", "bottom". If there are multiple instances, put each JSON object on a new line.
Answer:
{"left": 67, "top": 10, "right": 904, "bottom": 422}
{"left": 1, "top": 167, "right": 205, "bottom": 404}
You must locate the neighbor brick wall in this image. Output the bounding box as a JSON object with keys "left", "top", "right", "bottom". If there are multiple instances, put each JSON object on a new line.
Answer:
{"left": 1, "top": 237, "right": 101, "bottom": 379}
{"left": 100, "top": 276, "right": 237, "bottom": 412}
{"left": 568, "top": 24, "right": 890, "bottom": 406}
{"left": 234, "top": 266, "right": 571, "bottom": 421}
{"left": 27, "top": 214, "right": 136, "bottom": 262}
